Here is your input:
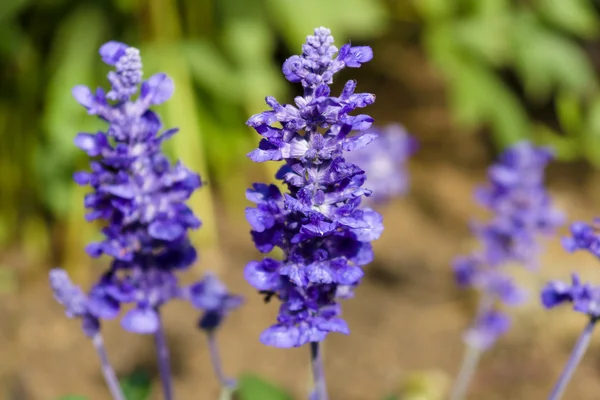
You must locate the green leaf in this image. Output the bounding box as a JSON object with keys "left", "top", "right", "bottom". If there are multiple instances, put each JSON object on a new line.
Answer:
{"left": 120, "top": 370, "right": 152, "bottom": 400}
{"left": 265, "top": 0, "right": 387, "bottom": 50}
{"left": 556, "top": 91, "right": 583, "bottom": 135}
{"left": 412, "top": 0, "right": 456, "bottom": 20}
{"left": 448, "top": 61, "right": 530, "bottom": 147}
{"left": 380, "top": 395, "right": 399, "bottom": 400}
{"left": 56, "top": 396, "right": 88, "bottom": 400}
{"left": 182, "top": 40, "right": 241, "bottom": 103}
{"left": 0, "top": 0, "right": 31, "bottom": 25}
{"left": 512, "top": 11, "right": 597, "bottom": 100}
{"left": 537, "top": 0, "right": 599, "bottom": 38}
{"left": 40, "top": 4, "right": 107, "bottom": 216}
{"left": 236, "top": 374, "right": 294, "bottom": 400}
{"left": 533, "top": 124, "right": 579, "bottom": 161}
{"left": 582, "top": 95, "right": 600, "bottom": 166}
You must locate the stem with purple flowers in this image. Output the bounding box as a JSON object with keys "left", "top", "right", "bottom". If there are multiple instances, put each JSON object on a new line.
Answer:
{"left": 548, "top": 318, "right": 596, "bottom": 400}
{"left": 92, "top": 334, "right": 126, "bottom": 400}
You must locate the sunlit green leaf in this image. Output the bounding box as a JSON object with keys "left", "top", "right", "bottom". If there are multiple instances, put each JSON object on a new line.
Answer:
{"left": 182, "top": 40, "right": 241, "bottom": 103}
{"left": 448, "top": 61, "right": 530, "bottom": 147}
{"left": 533, "top": 124, "right": 580, "bottom": 161}
{"left": 237, "top": 374, "right": 293, "bottom": 400}
{"left": 412, "top": 0, "right": 456, "bottom": 20}
{"left": 120, "top": 369, "right": 152, "bottom": 400}
{"left": 40, "top": 5, "right": 107, "bottom": 216}
{"left": 582, "top": 95, "right": 600, "bottom": 166}
{"left": 537, "top": 0, "right": 599, "bottom": 38}
{"left": 556, "top": 91, "right": 583, "bottom": 135}
{"left": 0, "top": 0, "right": 31, "bottom": 24}
{"left": 512, "top": 11, "right": 596, "bottom": 100}
{"left": 265, "top": 0, "right": 387, "bottom": 50}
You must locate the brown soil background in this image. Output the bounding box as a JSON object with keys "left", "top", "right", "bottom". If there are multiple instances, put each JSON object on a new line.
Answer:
{"left": 3, "top": 41, "right": 600, "bottom": 400}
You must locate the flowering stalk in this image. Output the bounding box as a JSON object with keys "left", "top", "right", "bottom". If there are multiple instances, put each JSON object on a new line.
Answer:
{"left": 92, "top": 334, "right": 126, "bottom": 400}
{"left": 184, "top": 272, "right": 242, "bottom": 393}
{"left": 48, "top": 41, "right": 244, "bottom": 399}
{"left": 154, "top": 313, "right": 174, "bottom": 400}
{"left": 549, "top": 319, "right": 596, "bottom": 400}
{"left": 542, "top": 219, "right": 600, "bottom": 399}
{"left": 49, "top": 269, "right": 125, "bottom": 400}
{"left": 450, "top": 142, "right": 563, "bottom": 399}
{"left": 310, "top": 342, "right": 328, "bottom": 400}
{"left": 244, "top": 27, "right": 383, "bottom": 399}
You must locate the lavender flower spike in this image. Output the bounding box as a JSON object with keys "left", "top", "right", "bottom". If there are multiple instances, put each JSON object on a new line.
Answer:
{"left": 450, "top": 142, "right": 563, "bottom": 400}
{"left": 245, "top": 27, "right": 382, "bottom": 400}
{"left": 185, "top": 273, "right": 243, "bottom": 390}
{"left": 542, "top": 220, "right": 600, "bottom": 399}
{"left": 53, "top": 41, "right": 209, "bottom": 400}
{"left": 49, "top": 269, "right": 125, "bottom": 400}
{"left": 344, "top": 124, "right": 417, "bottom": 204}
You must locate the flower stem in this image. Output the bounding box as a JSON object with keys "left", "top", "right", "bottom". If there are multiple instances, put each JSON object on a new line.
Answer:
{"left": 92, "top": 334, "right": 126, "bottom": 400}
{"left": 449, "top": 343, "right": 483, "bottom": 400}
{"left": 310, "top": 342, "right": 328, "bottom": 400}
{"left": 549, "top": 318, "right": 596, "bottom": 400}
{"left": 154, "top": 312, "right": 174, "bottom": 400}
{"left": 450, "top": 295, "right": 493, "bottom": 400}
{"left": 207, "top": 331, "right": 235, "bottom": 390}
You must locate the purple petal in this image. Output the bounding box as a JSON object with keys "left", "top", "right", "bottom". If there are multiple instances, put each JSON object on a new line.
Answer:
{"left": 72, "top": 86, "right": 94, "bottom": 108}
{"left": 148, "top": 220, "right": 185, "bottom": 241}
{"left": 260, "top": 324, "right": 301, "bottom": 348}
{"left": 141, "top": 73, "right": 174, "bottom": 105}
{"left": 74, "top": 133, "right": 101, "bottom": 156}
{"left": 121, "top": 307, "right": 159, "bottom": 334}
{"left": 99, "top": 41, "right": 128, "bottom": 65}
{"left": 244, "top": 259, "right": 280, "bottom": 291}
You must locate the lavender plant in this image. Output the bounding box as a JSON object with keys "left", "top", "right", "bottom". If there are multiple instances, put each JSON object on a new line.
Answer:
{"left": 541, "top": 220, "right": 600, "bottom": 400}
{"left": 243, "top": 27, "right": 383, "bottom": 399}
{"left": 49, "top": 41, "right": 241, "bottom": 400}
{"left": 450, "top": 142, "right": 563, "bottom": 400}
{"left": 344, "top": 123, "right": 417, "bottom": 204}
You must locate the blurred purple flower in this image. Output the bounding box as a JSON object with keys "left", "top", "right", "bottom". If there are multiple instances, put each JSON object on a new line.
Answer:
{"left": 245, "top": 27, "right": 383, "bottom": 348}
{"left": 185, "top": 273, "right": 244, "bottom": 331}
{"left": 344, "top": 124, "right": 417, "bottom": 203}
{"left": 453, "top": 141, "right": 563, "bottom": 349}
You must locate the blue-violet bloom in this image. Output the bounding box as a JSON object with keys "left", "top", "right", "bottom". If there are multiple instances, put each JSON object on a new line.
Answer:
{"left": 453, "top": 141, "right": 563, "bottom": 349}
{"left": 244, "top": 27, "right": 383, "bottom": 348}
{"left": 344, "top": 123, "right": 417, "bottom": 203}
{"left": 50, "top": 41, "right": 205, "bottom": 335}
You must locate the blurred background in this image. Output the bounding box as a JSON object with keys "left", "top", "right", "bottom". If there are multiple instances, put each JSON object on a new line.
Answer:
{"left": 4, "top": 0, "right": 600, "bottom": 399}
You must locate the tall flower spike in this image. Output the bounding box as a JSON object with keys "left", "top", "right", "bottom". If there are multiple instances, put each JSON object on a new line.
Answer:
{"left": 450, "top": 141, "right": 563, "bottom": 400}
{"left": 541, "top": 222, "right": 600, "bottom": 400}
{"left": 245, "top": 27, "right": 382, "bottom": 350}
{"left": 344, "top": 124, "right": 417, "bottom": 204}
{"left": 51, "top": 41, "right": 226, "bottom": 400}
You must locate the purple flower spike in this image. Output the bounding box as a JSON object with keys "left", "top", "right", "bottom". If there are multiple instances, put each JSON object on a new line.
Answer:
{"left": 454, "top": 141, "right": 562, "bottom": 347}
{"left": 50, "top": 41, "right": 214, "bottom": 337}
{"left": 344, "top": 124, "right": 417, "bottom": 203}
{"left": 245, "top": 27, "right": 382, "bottom": 349}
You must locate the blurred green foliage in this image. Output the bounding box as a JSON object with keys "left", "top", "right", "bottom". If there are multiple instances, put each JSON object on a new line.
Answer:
{"left": 414, "top": 0, "right": 600, "bottom": 161}
{"left": 4, "top": 0, "right": 600, "bottom": 273}
{"left": 0, "top": 0, "right": 387, "bottom": 271}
